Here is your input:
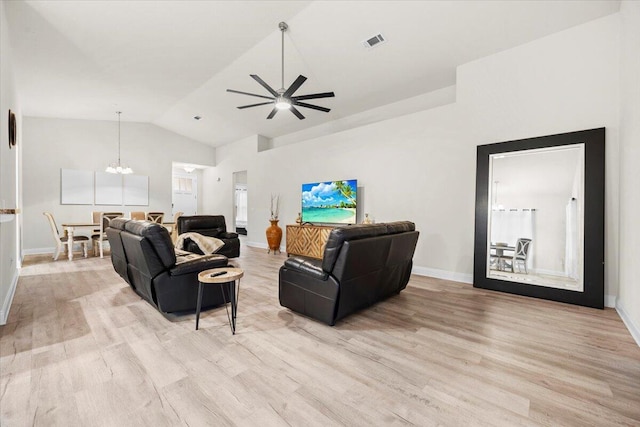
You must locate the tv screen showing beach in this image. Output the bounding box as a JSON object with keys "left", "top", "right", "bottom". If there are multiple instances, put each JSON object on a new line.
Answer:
{"left": 301, "top": 180, "right": 357, "bottom": 224}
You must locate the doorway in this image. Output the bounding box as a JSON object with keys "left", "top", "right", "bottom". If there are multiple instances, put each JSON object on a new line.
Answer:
{"left": 233, "top": 171, "right": 248, "bottom": 235}
{"left": 172, "top": 173, "right": 198, "bottom": 216}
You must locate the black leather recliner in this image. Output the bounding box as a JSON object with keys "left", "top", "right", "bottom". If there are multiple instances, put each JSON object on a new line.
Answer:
{"left": 279, "top": 221, "right": 419, "bottom": 325}
{"left": 106, "top": 218, "right": 231, "bottom": 313}
{"left": 177, "top": 215, "right": 240, "bottom": 258}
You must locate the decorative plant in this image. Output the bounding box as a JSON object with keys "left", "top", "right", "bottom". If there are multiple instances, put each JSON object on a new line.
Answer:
{"left": 270, "top": 194, "right": 280, "bottom": 220}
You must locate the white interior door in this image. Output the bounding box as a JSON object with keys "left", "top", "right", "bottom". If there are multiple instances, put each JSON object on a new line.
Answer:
{"left": 235, "top": 184, "right": 248, "bottom": 227}
{"left": 232, "top": 170, "right": 248, "bottom": 233}
{"left": 172, "top": 174, "right": 197, "bottom": 216}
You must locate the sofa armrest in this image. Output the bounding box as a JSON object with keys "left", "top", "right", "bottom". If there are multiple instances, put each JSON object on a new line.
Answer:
{"left": 219, "top": 231, "right": 238, "bottom": 239}
{"left": 170, "top": 254, "right": 228, "bottom": 276}
{"left": 283, "top": 256, "right": 328, "bottom": 280}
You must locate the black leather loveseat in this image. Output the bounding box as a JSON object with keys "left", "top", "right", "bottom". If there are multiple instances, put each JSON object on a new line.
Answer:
{"left": 177, "top": 215, "right": 240, "bottom": 258}
{"left": 279, "top": 221, "right": 419, "bottom": 325}
{"left": 106, "top": 218, "right": 231, "bottom": 313}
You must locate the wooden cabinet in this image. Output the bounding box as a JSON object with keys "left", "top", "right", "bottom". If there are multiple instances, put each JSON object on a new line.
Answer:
{"left": 286, "top": 225, "right": 334, "bottom": 259}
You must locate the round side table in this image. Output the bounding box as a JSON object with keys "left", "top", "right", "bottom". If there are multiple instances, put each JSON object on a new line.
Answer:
{"left": 197, "top": 267, "right": 244, "bottom": 333}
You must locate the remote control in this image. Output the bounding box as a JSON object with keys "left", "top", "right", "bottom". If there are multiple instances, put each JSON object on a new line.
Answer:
{"left": 210, "top": 271, "right": 227, "bottom": 278}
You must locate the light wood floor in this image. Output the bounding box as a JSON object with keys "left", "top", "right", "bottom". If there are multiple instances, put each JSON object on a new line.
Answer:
{"left": 2, "top": 244, "right": 639, "bottom": 426}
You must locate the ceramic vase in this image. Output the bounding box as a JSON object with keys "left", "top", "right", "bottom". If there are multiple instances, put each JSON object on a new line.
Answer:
{"left": 266, "top": 219, "right": 282, "bottom": 254}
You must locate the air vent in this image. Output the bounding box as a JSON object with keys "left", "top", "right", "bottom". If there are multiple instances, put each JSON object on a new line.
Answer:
{"left": 362, "top": 33, "right": 386, "bottom": 49}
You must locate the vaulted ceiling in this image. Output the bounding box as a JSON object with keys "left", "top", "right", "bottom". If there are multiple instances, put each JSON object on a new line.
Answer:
{"left": 5, "top": 1, "right": 620, "bottom": 146}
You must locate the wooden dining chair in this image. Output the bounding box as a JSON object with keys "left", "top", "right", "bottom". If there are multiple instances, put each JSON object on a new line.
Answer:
{"left": 130, "top": 211, "right": 145, "bottom": 220}
{"left": 170, "top": 211, "right": 184, "bottom": 242}
{"left": 43, "top": 212, "right": 90, "bottom": 260}
{"left": 146, "top": 212, "right": 164, "bottom": 223}
{"left": 91, "top": 211, "right": 102, "bottom": 239}
{"left": 92, "top": 212, "right": 123, "bottom": 258}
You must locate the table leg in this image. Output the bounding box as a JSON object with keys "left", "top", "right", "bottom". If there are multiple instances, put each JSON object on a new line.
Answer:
{"left": 220, "top": 280, "right": 239, "bottom": 335}
{"left": 231, "top": 279, "right": 239, "bottom": 334}
{"left": 195, "top": 281, "right": 204, "bottom": 330}
{"left": 66, "top": 226, "right": 74, "bottom": 261}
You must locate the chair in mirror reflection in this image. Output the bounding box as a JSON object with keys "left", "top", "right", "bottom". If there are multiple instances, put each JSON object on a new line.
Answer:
{"left": 93, "top": 212, "right": 123, "bottom": 258}
{"left": 43, "top": 212, "right": 91, "bottom": 260}
{"left": 495, "top": 238, "right": 532, "bottom": 274}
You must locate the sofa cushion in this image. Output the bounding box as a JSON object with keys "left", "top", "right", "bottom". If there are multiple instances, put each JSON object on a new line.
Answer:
{"left": 322, "top": 224, "right": 388, "bottom": 273}
{"left": 284, "top": 256, "right": 328, "bottom": 280}
{"left": 178, "top": 215, "right": 226, "bottom": 234}
{"left": 109, "top": 217, "right": 128, "bottom": 231}
{"left": 194, "top": 227, "right": 224, "bottom": 238}
{"left": 385, "top": 221, "right": 415, "bottom": 234}
{"left": 106, "top": 218, "right": 130, "bottom": 282}
{"left": 124, "top": 220, "right": 176, "bottom": 268}
{"left": 176, "top": 215, "right": 240, "bottom": 258}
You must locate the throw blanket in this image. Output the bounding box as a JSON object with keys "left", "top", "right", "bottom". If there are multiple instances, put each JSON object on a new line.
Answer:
{"left": 175, "top": 232, "right": 225, "bottom": 255}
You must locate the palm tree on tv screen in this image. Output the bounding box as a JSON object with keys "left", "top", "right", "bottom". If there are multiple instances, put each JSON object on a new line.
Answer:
{"left": 334, "top": 181, "right": 355, "bottom": 206}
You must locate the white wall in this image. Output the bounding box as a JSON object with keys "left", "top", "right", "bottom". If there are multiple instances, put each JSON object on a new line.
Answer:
{"left": 22, "top": 117, "right": 215, "bottom": 251}
{"left": 617, "top": 1, "right": 640, "bottom": 344}
{"left": 207, "top": 14, "right": 621, "bottom": 298}
{"left": 0, "top": 0, "right": 22, "bottom": 324}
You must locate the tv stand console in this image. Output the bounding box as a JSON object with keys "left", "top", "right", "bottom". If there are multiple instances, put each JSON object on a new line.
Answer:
{"left": 286, "top": 224, "right": 335, "bottom": 259}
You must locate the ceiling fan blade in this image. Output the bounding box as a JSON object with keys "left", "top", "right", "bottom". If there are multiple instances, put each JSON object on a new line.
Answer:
{"left": 292, "top": 92, "right": 335, "bottom": 101}
{"left": 293, "top": 101, "right": 331, "bottom": 113}
{"left": 226, "top": 89, "right": 274, "bottom": 100}
{"left": 250, "top": 74, "right": 279, "bottom": 97}
{"left": 289, "top": 105, "right": 305, "bottom": 120}
{"left": 283, "top": 75, "right": 307, "bottom": 98}
{"left": 237, "top": 101, "right": 274, "bottom": 109}
{"left": 266, "top": 108, "right": 278, "bottom": 119}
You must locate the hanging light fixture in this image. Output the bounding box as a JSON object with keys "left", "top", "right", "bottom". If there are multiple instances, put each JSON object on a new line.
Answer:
{"left": 106, "top": 111, "right": 133, "bottom": 174}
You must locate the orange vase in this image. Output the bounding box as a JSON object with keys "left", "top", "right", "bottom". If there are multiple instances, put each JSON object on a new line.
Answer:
{"left": 266, "top": 219, "right": 282, "bottom": 254}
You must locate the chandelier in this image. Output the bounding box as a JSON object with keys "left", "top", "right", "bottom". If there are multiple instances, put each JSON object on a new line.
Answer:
{"left": 106, "top": 111, "right": 133, "bottom": 174}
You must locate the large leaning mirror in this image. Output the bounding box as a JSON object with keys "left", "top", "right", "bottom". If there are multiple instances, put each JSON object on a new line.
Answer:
{"left": 474, "top": 128, "right": 604, "bottom": 308}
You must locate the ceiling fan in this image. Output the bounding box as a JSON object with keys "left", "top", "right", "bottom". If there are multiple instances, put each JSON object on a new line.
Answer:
{"left": 226, "top": 22, "right": 335, "bottom": 120}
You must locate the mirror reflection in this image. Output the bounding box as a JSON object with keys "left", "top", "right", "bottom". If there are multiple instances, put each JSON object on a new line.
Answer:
{"left": 486, "top": 144, "right": 585, "bottom": 292}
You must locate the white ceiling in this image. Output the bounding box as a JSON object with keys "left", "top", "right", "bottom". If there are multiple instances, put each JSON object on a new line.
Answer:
{"left": 5, "top": 1, "right": 620, "bottom": 147}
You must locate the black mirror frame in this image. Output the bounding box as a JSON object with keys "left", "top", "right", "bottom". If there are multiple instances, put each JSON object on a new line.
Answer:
{"left": 474, "top": 128, "right": 605, "bottom": 309}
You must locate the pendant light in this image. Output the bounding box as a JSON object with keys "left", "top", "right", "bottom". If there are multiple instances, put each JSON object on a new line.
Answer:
{"left": 106, "top": 111, "right": 133, "bottom": 174}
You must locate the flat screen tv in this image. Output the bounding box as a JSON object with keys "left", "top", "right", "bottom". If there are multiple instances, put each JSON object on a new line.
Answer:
{"left": 301, "top": 179, "right": 357, "bottom": 224}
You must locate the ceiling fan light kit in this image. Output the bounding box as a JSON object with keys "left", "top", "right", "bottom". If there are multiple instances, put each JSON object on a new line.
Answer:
{"left": 227, "top": 21, "right": 334, "bottom": 120}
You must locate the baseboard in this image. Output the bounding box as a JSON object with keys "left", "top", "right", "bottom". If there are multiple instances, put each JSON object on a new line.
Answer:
{"left": 0, "top": 268, "right": 19, "bottom": 325}
{"left": 23, "top": 247, "right": 54, "bottom": 256}
{"left": 531, "top": 267, "right": 569, "bottom": 277}
{"left": 245, "top": 241, "right": 284, "bottom": 253}
{"left": 411, "top": 265, "right": 473, "bottom": 284}
{"left": 616, "top": 302, "right": 640, "bottom": 347}
{"left": 246, "top": 241, "right": 268, "bottom": 250}
{"left": 23, "top": 246, "right": 98, "bottom": 258}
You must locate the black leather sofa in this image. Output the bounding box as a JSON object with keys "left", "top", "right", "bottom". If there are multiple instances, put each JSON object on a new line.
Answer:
{"left": 279, "top": 221, "right": 419, "bottom": 325}
{"left": 106, "top": 218, "right": 231, "bottom": 313}
{"left": 177, "top": 215, "right": 240, "bottom": 258}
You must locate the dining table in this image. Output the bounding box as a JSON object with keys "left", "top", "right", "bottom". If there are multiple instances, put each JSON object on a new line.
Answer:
{"left": 60, "top": 222, "right": 98, "bottom": 260}
{"left": 60, "top": 220, "right": 178, "bottom": 260}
